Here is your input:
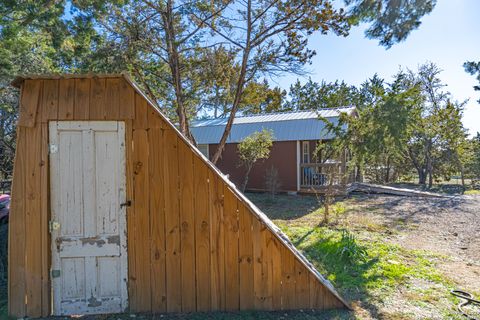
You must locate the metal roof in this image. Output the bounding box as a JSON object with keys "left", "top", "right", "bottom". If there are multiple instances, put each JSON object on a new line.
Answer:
{"left": 191, "top": 107, "right": 355, "bottom": 144}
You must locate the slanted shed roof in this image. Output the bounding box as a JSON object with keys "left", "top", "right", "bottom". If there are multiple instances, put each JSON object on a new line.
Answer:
{"left": 191, "top": 107, "right": 355, "bottom": 144}
{"left": 10, "top": 73, "right": 349, "bottom": 317}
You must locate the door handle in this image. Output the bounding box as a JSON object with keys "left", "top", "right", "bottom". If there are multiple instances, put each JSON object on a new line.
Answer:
{"left": 120, "top": 200, "right": 132, "bottom": 208}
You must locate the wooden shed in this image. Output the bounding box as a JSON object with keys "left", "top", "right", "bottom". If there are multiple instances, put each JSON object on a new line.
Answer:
{"left": 8, "top": 74, "right": 348, "bottom": 318}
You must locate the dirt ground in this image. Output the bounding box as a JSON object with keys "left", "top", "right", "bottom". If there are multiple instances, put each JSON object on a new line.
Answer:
{"left": 350, "top": 194, "right": 480, "bottom": 294}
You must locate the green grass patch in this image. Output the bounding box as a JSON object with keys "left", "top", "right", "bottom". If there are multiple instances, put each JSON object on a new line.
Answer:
{"left": 464, "top": 189, "right": 480, "bottom": 195}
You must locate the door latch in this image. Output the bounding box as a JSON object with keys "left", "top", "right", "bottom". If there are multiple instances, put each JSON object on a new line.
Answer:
{"left": 49, "top": 220, "right": 60, "bottom": 233}
{"left": 120, "top": 200, "right": 132, "bottom": 208}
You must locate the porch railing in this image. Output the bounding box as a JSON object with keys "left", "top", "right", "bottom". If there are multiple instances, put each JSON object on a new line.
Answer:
{"left": 299, "top": 163, "right": 344, "bottom": 188}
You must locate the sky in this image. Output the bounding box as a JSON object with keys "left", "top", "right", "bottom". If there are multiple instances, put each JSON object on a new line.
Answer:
{"left": 274, "top": 0, "right": 480, "bottom": 136}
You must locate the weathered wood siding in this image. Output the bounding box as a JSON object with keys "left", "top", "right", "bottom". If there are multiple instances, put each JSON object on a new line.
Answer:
{"left": 9, "top": 75, "right": 346, "bottom": 318}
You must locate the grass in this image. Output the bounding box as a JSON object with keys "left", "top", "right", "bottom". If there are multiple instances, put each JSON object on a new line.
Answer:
{"left": 252, "top": 192, "right": 468, "bottom": 319}
{"left": 0, "top": 193, "right": 472, "bottom": 319}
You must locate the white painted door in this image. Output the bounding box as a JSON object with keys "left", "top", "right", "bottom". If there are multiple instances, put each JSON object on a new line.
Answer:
{"left": 49, "top": 121, "right": 128, "bottom": 315}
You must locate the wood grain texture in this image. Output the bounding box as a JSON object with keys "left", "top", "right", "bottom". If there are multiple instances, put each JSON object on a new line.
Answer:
{"left": 18, "top": 80, "right": 41, "bottom": 127}
{"left": 164, "top": 129, "right": 181, "bottom": 312}
{"left": 10, "top": 76, "right": 347, "bottom": 317}
{"left": 40, "top": 123, "right": 50, "bottom": 317}
{"left": 8, "top": 127, "right": 27, "bottom": 317}
{"left": 89, "top": 77, "right": 106, "bottom": 119}
{"left": 132, "top": 128, "right": 152, "bottom": 312}
{"left": 148, "top": 121, "right": 167, "bottom": 313}
{"left": 179, "top": 140, "right": 196, "bottom": 312}
{"left": 238, "top": 202, "right": 254, "bottom": 310}
{"left": 57, "top": 79, "right": 75, "bottom": 120}
{"left": 223, "top": 188, "right": 239, "bottom": 311}
{"left": 209, "top": 172, "right": 225, "bottom": 311}
{"left": 24, "top": 125, "right": 42, "bottom": 317}
{"left": 40, "top": 80, "right": 59, "bottom": 122}
{"left": 74, "top": 78, "right": 90, "bottom": 120}
{"left": 193, "top": 155, "right": 211, "bottom": 311}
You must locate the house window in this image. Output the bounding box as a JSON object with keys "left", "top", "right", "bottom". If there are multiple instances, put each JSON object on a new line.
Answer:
{"left": 198, "top": 144, "right": 209, "bottom": 159}
{"left": 302, "top": 141, "right": 310, "bottom": 163}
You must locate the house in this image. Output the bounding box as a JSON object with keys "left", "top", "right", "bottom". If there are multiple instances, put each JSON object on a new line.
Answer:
{"left": 8, "top": 74, "right": 347, "bottom": 318}
{"left": 191, "top": 107, "right": 356, "bottom": 193}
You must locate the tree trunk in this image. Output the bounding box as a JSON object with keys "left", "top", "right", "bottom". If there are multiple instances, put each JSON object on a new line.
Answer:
{"left": 241, "top": 165, "right": 252, "bottom": 192}
{"left": 162, "top": 0, "right": 195, "bottom": 143}
{"left": 418, "top": 168, "right": 427, "bottom": 185}
{"left": 211, "top": 0, "right": 252, "bottom": 164}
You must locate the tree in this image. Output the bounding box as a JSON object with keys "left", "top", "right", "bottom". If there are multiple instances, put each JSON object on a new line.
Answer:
{"left": 101, "top": 0, "right": 232, "bottom": 142}
{"left": 207, "top": 0, "right": 349, "bottom": 164}
{"left": 286, "top": 79, "right": 359, "bottom": 111}
{"left": 237, "top": 129, "right": 273, "bottom": 192}
{"left": 464, "top": 61, "right": 480, "bottom": 103}
{"left": 345, "top": 0, "right": 437, "bottom": 48}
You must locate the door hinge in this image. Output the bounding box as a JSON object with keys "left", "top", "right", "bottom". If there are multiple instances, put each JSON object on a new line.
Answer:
{"left": 49, "top": 144, "right": 58, "bottom": 154}
{"left": 49, "top": 220, "right": 60, "bottom": 233}
{"left": 51, "top": 269, "right": 61, "bottom": 278}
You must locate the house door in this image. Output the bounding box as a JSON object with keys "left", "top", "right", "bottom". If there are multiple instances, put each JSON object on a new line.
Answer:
{"left": 49, "top": 121, "right": 128, "bottom": 315}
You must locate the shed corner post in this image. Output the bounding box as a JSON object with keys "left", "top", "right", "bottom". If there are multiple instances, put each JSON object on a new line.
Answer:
{"left": 296, "top": 140, "right": 300, "bottom": 192}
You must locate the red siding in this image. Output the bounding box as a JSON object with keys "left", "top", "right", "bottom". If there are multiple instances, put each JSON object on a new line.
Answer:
{"left": 209, "top": 141, "right": 298, "bottom": 192}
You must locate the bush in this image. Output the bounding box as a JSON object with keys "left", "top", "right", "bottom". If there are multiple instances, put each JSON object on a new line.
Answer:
{"left": 335, "top": 230, "right": 367, "bottom": 265}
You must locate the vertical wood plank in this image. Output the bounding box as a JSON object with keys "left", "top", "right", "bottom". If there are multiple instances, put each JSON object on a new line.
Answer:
{"left": 209, "top": 173, "right": 225, "bottom": 311}
{"left": 270, "top": 235, "right": 282, "bottom": 310}
{"left": 74, "top": 78, "right": 90, "bottom": 120}
{"left": 134, "top": 93, "right": 148, "bottom": 130}
{"left": 281, "top": 245, "right": 296, "bottom": 310}
{"left": 295, "top": 259, "right": 310, "bottom": 309}
{"left": 57, "top": 79, "right": 75, "bottom": 120}
{"left": 40, "top": 123, "right": 50, "bottom": 316}
{"left": 105, "top": 78, "right": 121, "bottom": 119}
{"left": 40, "top": 80, "right": 59, "bottom": 122}
{"left": 125, "top": 120, "right": 137, "bottom": 310}
{"left": 164, "top": 129, "right": 181, "bottom": 312}
{"left": 179, "top": 140, "right": 196, "bottom": 312}
{"left": 8, "top": 127, "right": 26, "bottom": 317}
{"left": 223, "top": 187, "right": 239, "bottom": 311}
{"left": 18, "top": 80, "right": 41, "bottom": 127}
{"left": 148, "top": 122, "right": 167, "bottom": 312}
{"left": 253, "top": 219, "right": 272, "bottom": 310}
{"left": 193, "top": 155, "right": 211, "bottom": 311}
{"left": 132, "top": 128, "right": 152, "bottom": 312}
{"left": 119, "top": 78, "right": 135, "bottom": 119}
{"left": 89, "top": 78, "right": 106, "bottom": 119}
{"left": 238, "top": 203, "right": 254, "bottom": 310}
{"left": 24, "top": 125, "right": 42, "bottom": 317}
{"left": 309, "top": 275, "right": 325, "bottom": 310}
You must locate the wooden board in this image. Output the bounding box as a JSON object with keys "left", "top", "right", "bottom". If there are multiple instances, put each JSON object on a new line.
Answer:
{"left": 238, "top": 202, "right": 254, "bottom": 310}
{"left": 148, "top": 123, "right": 167, "bottom": 313}
{"left": 8, "top": 127, "right": 27, "bottom": 317}
{"left": 41, "top": 80, "right": 59, "bottom": 122}
{"left": 223, "top": 188, "right": 239, "bottom": 310}
{"left": 74, "top": 78, "right": 90, "bottom": 120}
{"left": 57, "top": 79, "right": 75, "bottom": 120}
{"left": 132, "top": 128, "right": 152, "bottom": 312}
{"left": 24, "top": 125, "right": 42, "bottom": 317}
{"left": 164, "top": 129, "right": 181, "bottom": 312}
{"left": 89, "top": 77, "right": 106, "bottom": 120}
{"left": 179, "top": 140, "right": 196, "bottom": 312}
{"left": 18, "top": 80, "right": 41, "bottom": 127}
{"left": 209, "top": 172, "right": 225, "bottom": 311}
{"left": 193, "top": 155, "right": 211, "bottom": 311}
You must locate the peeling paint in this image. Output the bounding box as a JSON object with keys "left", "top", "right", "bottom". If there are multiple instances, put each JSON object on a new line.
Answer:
{"left": 107, "top": 235, "right": 120, "bottom": 245}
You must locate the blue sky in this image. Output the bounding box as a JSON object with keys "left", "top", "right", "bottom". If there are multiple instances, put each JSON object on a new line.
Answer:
{"left": 275, "top": 0, "right": 480, "bottom": 136}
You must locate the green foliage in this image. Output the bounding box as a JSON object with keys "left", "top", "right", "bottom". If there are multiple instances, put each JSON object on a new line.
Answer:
{"left": 335, "top": 230, "right": 368, "bottom": 265}
{"left": 464, "top": 61, "right": 480, "bottom": 103}
{"left": 286, "top": 78, "right": 359, "bottom": 111}
{"left": 237, "top": 129, "right": 274, "bottom": 191}
{"left": 345, "top": 0, "right": 437, "bottom": 48}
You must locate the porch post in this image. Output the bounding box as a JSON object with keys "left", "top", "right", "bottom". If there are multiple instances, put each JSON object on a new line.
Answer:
{"left": 296, "top": 140, "right": 300, "bottom": 191}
